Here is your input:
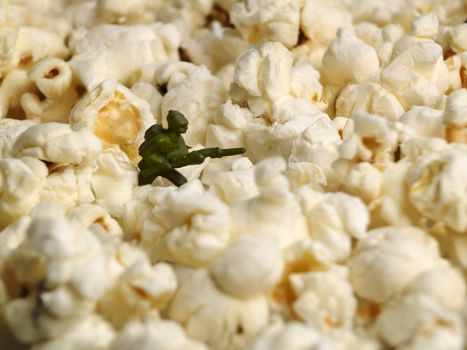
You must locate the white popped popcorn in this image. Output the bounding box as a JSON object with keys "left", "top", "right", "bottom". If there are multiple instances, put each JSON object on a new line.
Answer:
{"left": 448, "top": 24, "right": 467, "bottom": 54}
{"left": 404, "top": 263, "right": 466, "bottom": 312}
{"left": 141, "top": 180, "right": 232, "bottom": 267}
{"left": 230, "top": 0, "right": 300, "bottom": 48}
{"left": 321, "top": 29, "right": 380, "bottom": 88}
{"left": 230, "top": 41, "right": 325, "bottom": 118}
{"left": 299, "top": 188, "right": 369, "bottom": 262}
{"left": 91, "top": 147, "right": 138, "bottom": 216}
{"left": 248, "top": 319, "right": 335, "bottom": 350}
{"left": 70, "top": 79, "right": 154, "bottom": 162}
{"left": 13, "top": 122, "right": 102, "bottom": 164}
{"left": 291, "top": 266, "right": 357, "bottom": 332}
{"left": 21, "top": 57, "right": 79, "bottom": 123}
{"left": 410, "top": 13, "right": 439, "bottom": 38}
{"left": 68, "top": 23, "right": 181, "bottom": 89}
{"left": 0, "top": 26, "right": 68, "bottom": 78}
{"left": 0, "top": 118, "right": 37, "bottom": 158}
{"left": 349, "top": 226, "right": 441, "bottom": 303}
{"left": 169, "top": 269, "right": 269, "bottom": 350}
{"left": 0, "top": 69, "right": 34, "bottom": 119}
{"left": 98, "top": 259, "right": 176, "bottom": 327}
{"left": 230, "top": 157, "right": 309, "bottom": 249}
{"left": 406, "top": 144, "right": 467, "bottom": 233}
{"left": 155, "top": 62, "right": 227, "bottom": 146}
{"left": 442, "top": 88, "right": 467, "bottom": 143}
{"left": 183, "top": 26, "right": 249, "bottom": 73}
{"left": 39, "top": 164, "right": 95, "bottom": 210}
{"left": 210, "top": 235, "right": 284, "bottom": 298}
{"left": 399, "top": 106, "right": 444, "bottom": 138}
{"left": 335, "top": 82, "right": 404, "bottom": 121}
{"left": 376, "top": 294, "right": 464, "bottom": 350}
{"left": 301, "top": 0, "right": 352, "bottom": 47}
{"left": 112, "top": 318, "right": 208, "bottom": 350}
{"left": 381, "top": 40, "right": 449, "bottom": 110}
{"left": 0, "top": 157, "right": 48, "bottom": 228}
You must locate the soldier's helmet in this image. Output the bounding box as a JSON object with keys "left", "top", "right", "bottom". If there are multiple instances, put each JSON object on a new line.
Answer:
{"left": 167, "top": 110, "right": 189, "bottom": 134}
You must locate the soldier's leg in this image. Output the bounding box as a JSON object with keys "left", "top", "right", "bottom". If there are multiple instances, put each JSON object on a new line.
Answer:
{"left": 160, "top": 169, "right": 188, "bottom": 187}
{"left": 138, "top": 168, "right": 159, "bottom": 186}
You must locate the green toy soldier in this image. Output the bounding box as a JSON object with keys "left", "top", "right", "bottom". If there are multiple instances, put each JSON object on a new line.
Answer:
{"left": 138, "top": 110, "right": 246, "bottom": 186}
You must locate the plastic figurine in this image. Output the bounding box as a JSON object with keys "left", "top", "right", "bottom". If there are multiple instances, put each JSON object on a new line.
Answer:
{"left": 138, "top": 110, "right": 246, "bottom": 186}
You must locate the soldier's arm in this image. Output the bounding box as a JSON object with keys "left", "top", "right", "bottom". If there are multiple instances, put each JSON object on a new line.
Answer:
{"left": 171, "top": 147, "right": 246, "bottom": 168}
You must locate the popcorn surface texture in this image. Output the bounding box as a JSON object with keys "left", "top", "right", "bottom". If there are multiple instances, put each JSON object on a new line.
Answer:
{"left": 1, "top": 1, "right": 467, "bottom": 349}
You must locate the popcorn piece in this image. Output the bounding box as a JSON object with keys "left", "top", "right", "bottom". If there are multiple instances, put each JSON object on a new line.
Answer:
{"left": 210, "top": 235, "right": 284, "bottom": 298}
{"left": 95, "top": 0, "right": 150, "bottom": 24}
{"left": 448, "top": 24, "right": 467, "bottom": 54}
{"left": 346, "top": 0, "right": 401, "bottom": 25}
{"left": 382, "top": 23, "right": 405, "bottom": 44}
{"left": 349, "top": 226, "right": 441, "bottom": 303}
{"left": 442, "top": 89, "right": 467, "bottom": 143}
{"left": 0, "top": 26, "right": 68, "bottom": 77}
{"left": 407, "top": 144, "right": 467, "bottom": 233}
{"left": 206, "top": 102, "right": 253, "bottom": 148}
{"left": 335, "top": 82, "right": 404, "bottom": 121}
{"left": 0, "top": 69, "right": 34, "bottom": 118}
{"left": 299, "top": 188, "right": 369, "bottom": 262}
{"left": 410, "top": 13, "right": 439, "bottom": 38}
{"left": 400, "top": 106, "right": 443, "bottom": 138}
{"left": 120, "top": 186, "right": 157, "bottom": 241}
{"left": 291, "top": 267, "right": 356, "bottom": 331}
{"left": 142, "top": 180, "right": 231, "bottom": 267}
{"left": 0, "top": 216, "right": 31, "bottom": 272}
{"left": 381, "top": 41, "right": 449, "bottom": 109}
{"left": 271, "top": 239, "right": 334, "bottom": 309}
{"left": 301, "top": 0, "right": 352, "bottom": 47}
{"left": 354, "top": 22, "right": 383, "bottom": 48}
{"left": 334, "top": 161, "right": 383, "bottom": 202}
{"left": 445, "top": 54, "right": 463, "bottom": 91}
{"left": 169, "top": 269, "right": 269, "bottom": 350}
{"left": 183, "top": 27, "right": 249, "bottom": 73}
{"left": 156, "top": 62, "right": 227, "bottom": 146}
{"left": 204, "top": 156, "right": 258, "bottom": 204}
{"left": 2, "top": 212, "right": 115, "bottom": 343}
{"left": 152, "top": 0, "right": 213, "bottom": 36}
{"left": 369, "top": 159, "right": 425, "bottom": 227}
{"left": 21, "top": 57, "right": 79, "bottom": 123}
{"left": 69, "top": 24, "right": 181, "bottom": 89}
{"left": 91, "top": 147, "right": 138, "bottom": 216}
{"left": 13, "top": 123, "right": 102, "bottom": 164}
{"left": 230, "top": 0, "right": 300, "bottom": 48}
{"left": 229, "top": 42, "right": 322, "bottom": 116}
{"left": 244, "top": 111, "right": 339, "bottom": 178}
{"left": 405, "top": 264, "right": 466, "bottom": 312}
{"left": 39, "top": 164, "right": 95, "bottom": 210}
{"left": 321, "top": 29, "right": 380, "bottom": 88}
{"left": 0, "top": 157, "right": 48, "bottom": 228}
{"left": 98, "top": 260, "right": 176, "bottom": 328}
{"left": 130, "top": 81, "right": 163, "bottom": 123}
{"left": 0, "top": 118, "right": 37, "bottom": 158}
{"left": 68, "top": 204, "right": 123, "bottom": 238}
{"left": 376, "top": 294, "right": 464, "bottom": 350}
{"left": 30, "top": 314, "right": 115, "bottom": 350}
{"left": 248, "top": 320, "right": 334, "bottom": 350}
{"left": 112, "top": 319, "right": 207, "bottom": 350}
{"left": 335, "top": 112, "right": 400, "bottom": 166}
{"left": 230, "top": 157, "right": 309, "bottom": 249}
{"left": 70, "top": 79, "right": 153, "bottom": 162}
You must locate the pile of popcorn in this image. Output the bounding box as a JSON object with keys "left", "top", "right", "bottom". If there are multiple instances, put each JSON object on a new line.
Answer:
{"left": 1, "top": 0, "right": 467, "bottom": 349}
